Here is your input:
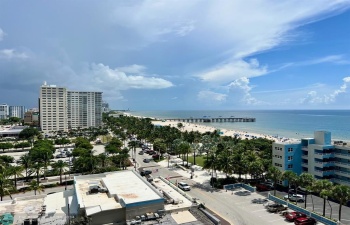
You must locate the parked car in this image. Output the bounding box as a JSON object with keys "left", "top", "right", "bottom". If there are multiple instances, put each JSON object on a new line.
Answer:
{"left": 152, "top": 154, "right": 160, "bottom": 159}
{"left": 178, "top": 182, "right": 191, "bottom": 191}
{"left": 256, "top": 183, "right": 272, "bottom": 191}
{"left": 284, "top": 194, "right": 305, "bottom": 202}
{"left": 284, "top": 211, "right": 307, "bottom": 222}
{"left": 140, "top": 170, "right": 152, "bottom": 176}
{"left": 266, "top": 204, "right": 287, "bottom": 213}
{"left": 138, "top": 151, "right": 144, "bottom": 155}
{"left": 294, "top": 217, "right": 316, "bottom": 225}
{"left": 235, "top": 190, "right": 251, "bottom": 196}
{"left": 143, "top": 158, "right": 151, "bottom": 163}
{"left": 251, "top": 198, "right": 268, "bottom": 204}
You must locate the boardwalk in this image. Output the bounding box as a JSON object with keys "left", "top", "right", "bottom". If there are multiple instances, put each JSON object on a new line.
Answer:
{"left": 164, "top": 117, "right": 255, "bottom": 123}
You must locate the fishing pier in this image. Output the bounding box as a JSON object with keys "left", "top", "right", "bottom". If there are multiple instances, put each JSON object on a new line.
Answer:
{"left": 163, "top": 117, "right": 256, "bottom": 123}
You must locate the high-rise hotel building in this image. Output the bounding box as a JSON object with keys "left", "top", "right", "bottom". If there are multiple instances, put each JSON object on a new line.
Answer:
{"left": 39, "top": 83, "right": 68, "bottom": 132}
{"left": 39, "top": 82, "right": 102, "bottom": 133}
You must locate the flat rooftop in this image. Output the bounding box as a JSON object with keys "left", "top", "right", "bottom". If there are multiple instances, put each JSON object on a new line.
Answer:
{"left": 75, "top": 170, "right": 163, "bottom": 211}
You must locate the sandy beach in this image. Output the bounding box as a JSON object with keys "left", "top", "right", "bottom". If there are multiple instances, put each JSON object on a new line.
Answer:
{"left": 123, "top": 112, "right": 299, "bottom": 143}
{"left": 152, "top": 120, "right": 299, "bottom": 143}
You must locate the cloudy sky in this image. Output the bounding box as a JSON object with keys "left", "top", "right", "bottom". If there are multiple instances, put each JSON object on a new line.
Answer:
{"left": 1, "top": 0, "right": 350, "bottom": 110}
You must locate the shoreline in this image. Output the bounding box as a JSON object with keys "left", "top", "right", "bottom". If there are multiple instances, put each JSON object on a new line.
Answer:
{"left": 124, "top": 112, "right": 299, "bottom": 143}
{"left": 152, "top": 120, "right": 299, "bottom": 143}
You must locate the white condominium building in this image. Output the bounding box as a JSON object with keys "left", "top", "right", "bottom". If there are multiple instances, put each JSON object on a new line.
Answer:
{"left": 39, "top": 83, "right": 68, "bottom": 132}
{"left": 9, "top": 106, "right": 26, "bottom": 119}
{"left": 0, "top": 104, "right": 9, "bottom": 120}
{"left": 67, "top": 91, "right": 102, "bottom": 130}
{"left": 39, "top": 82, "right": 103, "bottom": 133}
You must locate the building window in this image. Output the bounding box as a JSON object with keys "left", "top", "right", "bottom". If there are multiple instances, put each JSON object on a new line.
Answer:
{"left": 288, "top": 156, "right": 293, "bottom": 161}
{"left": 288, "top": 164, "right": 293, "bottom": 169}
{"left": 288, "top": 148, "right": 293, "bottom": 152}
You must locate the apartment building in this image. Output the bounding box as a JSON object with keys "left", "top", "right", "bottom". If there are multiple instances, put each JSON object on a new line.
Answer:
{"left": 39, "top": 82, "right": 102, "bottom": 133}
{"left": 102, "top": 101, "right": 110, "bottom": 113}
{"left": 9, "top": 106, "right": 25, "bottom": 119}
{"left": 39, "top": 83, "right": 68, "bottom": 132}
{"left": 272, "top": 131, "right": 350, "bottom": 186}
{"left": 0, "top": 104, "right": 9, "bottom": 120}
{"left": 67, "top": 91, "right": 102, "bottom": 130}
{"left": 24, "top": 110, "right": 40, "bottom": 127}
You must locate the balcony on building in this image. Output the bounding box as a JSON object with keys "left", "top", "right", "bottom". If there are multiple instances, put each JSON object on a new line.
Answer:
{"left": 314, "top": 158, "right": 335, "bottom": 167}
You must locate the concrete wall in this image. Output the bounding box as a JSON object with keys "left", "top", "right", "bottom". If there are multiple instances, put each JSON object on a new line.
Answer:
{"left": 125, "top": 202, "right": 164, "bottom": 220}
{"left": 91, "top": 208, "right": 126, "bottom": 225}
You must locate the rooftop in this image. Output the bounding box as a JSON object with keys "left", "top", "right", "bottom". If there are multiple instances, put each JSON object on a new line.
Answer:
{"left": 74, "top": 170, "right": 163, "bottom": 212}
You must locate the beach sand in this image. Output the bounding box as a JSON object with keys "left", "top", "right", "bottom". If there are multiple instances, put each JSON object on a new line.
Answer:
{"left": 152, "top": 120, "right": 299, "bottom": 143}
{"left": 124, "top": 112, "right": 299, "bottom": 143}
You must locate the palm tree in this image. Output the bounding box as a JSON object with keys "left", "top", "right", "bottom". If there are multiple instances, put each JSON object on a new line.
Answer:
{"left": 313, "top": 179, "right": 333, "bottom": 216}
{"left": 51, "top": 160, "right": 68, "bottom": 185}
{"left": 267, "top": 166, "right": 283, "bottom": 196}
{"left": 18, "top": 154, "right": 31, "bottom": 181}
{"left": 29, "top": 180, "right": 45, "bottom": 195}
{"left": 282, "top": 170, "right": 298, "bottom": 197}
{"left": 320, "top": 189, "right": 333, "bottom": 219}
{"left": 332, "top": 184, "right": 350, "bottom": 221}
{"left": 0, "top": 168, "right": 14, "bottom": 201}
{"left": 9, "top": 165, "right": 24, "bottom": 190}
{"left": 31, "top": 162, "right": 44, "bottom": 183}
{"left": 299, "top": 173, "right": 315, "bottom": 209}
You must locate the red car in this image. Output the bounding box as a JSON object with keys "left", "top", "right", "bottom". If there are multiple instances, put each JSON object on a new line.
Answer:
{"left": 294, "top": 217, "right": 316, "bottom": 225}
{"left": 285, "top": 212, "right": 307, "bottom": 222}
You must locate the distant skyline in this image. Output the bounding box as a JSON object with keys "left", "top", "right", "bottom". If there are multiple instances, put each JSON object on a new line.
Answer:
{"left": 1, "top": 1, "right": 350, "bottom": 110}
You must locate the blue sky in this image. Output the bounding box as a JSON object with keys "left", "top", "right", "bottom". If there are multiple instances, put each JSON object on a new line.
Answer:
{"left": 1, "top": 0, "right": 350, "bottom": 110}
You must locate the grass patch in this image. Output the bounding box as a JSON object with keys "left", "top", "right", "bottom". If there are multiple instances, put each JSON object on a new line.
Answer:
{"left": 187, "top": 155, "right": 206, "bottom": 167}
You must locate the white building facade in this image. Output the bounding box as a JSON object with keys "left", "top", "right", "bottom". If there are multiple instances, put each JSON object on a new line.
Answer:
{"left": 39, "top": 83, "right": 68, "bottom": 132}
{"left": 67, "top": 91, "right": 102, "bottom": 130}
{"left": 9, "top": 106, "right": 26, "bottom": 119}
{"left": 39, "top": 83, "right": 102, "bottom": 133}
{"left": 272, "top": 131, "right": 350, "bottom": 186}
{"left": 0, "top": 104, "right": 9, "bottom": 120}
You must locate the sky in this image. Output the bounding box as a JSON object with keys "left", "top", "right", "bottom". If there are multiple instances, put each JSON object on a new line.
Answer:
{"left": 1, "top": 0, "right": 350, "bottom": 110}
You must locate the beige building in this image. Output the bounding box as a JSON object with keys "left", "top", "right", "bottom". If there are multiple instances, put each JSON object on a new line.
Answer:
{"left": 39, "top": 82, "right": 68, "bottom": 132}
{"left": 24, "top": 110, "right": 40, "bottom": 127}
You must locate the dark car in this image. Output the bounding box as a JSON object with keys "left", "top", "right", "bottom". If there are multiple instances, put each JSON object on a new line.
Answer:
{"left": 143, "top": 158, "right": 151, "bottom": 163}
{"left": 294, "top": 217, "right": 316, "bottom": 225}
{"left": 138, "top": 151, "right": 144, "bottom": 155}
{"left": 152, "top": 154, "right": 160, "bottom": 159}
{"left": 285, "top": 212, "right": 307, "bottom": 222}
{"left": 140, "top": 170, "right": 152, "bottom": 176}
{"left": 251, "top": 198, "right": 268, "bottom": 204}
{"left": 256, "top": 183, "right": 272, "bottom": 191}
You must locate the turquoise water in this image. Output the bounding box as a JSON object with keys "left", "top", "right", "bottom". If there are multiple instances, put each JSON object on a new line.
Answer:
{"left": 129, "top": 110, "right": 350, "bottom": 141}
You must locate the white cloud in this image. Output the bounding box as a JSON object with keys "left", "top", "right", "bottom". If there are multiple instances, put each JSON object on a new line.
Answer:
{"left": 228, "top": 77, "right": 260, "bottom": 105}
{"left": 0, "top": 28, "right": 4, "bottom": 41}
{"left": 0, "top": 49, "right": 28, "bottom": 59}
{"left": 89, "top": 63, "right": 173, "bottom": 90}
{"left": 299, "top": 76, "right": 350, "bottom": 104}
{"left": 197, "top": 58, "right": 268, "bottom": 83}
{"left": 116, "top": 64, "right": 146, "bottom": 74}
{"left": 197, "top": 90, "right": 227, "bottom": 102}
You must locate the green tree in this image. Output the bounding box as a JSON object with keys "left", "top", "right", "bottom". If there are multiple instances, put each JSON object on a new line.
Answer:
{"left": 18, "top": 154, "right": 31, "bottom": 181}
{"left": 74, "top": 137, "right": 93, "bottom": 150}
{"left": 0, "top": 168, "right": 14, "bottom": 201}
{"left": 267, "top": 166, "right": 283, "bottom": 196}
{"left": 332, "top": 184, "right": 350, "bottom": 221}
{"left": 313, "top": 179, "right": 333, "bottom": 216}
{"left": 282, "top": 170, "right": 298, "bottom": 197}
{"left": 9, "top": 165, "right": 24, "bottom": 190}
{"left": 19, "top": 127, "right": 39, "bottom": 141}
{"left": 52, "top": 160, "right": 68, "bottom": 185}
{"left": 0, "top": 142, "right": 13, "bottom": 152}
{"left": 29, "top": 180, "right": 45, "bottom": 195}
{"left": 299, "top": 173, "right": 315, "bottom": 209}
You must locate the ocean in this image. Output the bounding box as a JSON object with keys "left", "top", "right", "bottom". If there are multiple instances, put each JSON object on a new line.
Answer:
{"left": 128, "top": 110, "right": 350, "bottom": 141}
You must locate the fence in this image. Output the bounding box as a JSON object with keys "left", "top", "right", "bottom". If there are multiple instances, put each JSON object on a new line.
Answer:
{"left": 268, "top": 194, "right": 338, "bottom": 225}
